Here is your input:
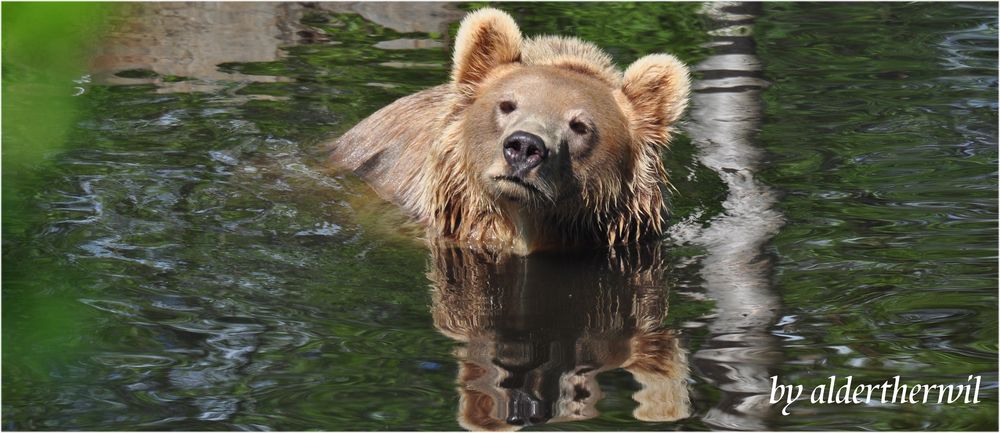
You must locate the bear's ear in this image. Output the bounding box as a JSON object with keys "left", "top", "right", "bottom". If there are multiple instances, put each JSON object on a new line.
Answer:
{"left": 451, "top": 8, "right": 522, "bottom": 90}
{"left": 620, "top": 54, "right": 691, "bottom": 145}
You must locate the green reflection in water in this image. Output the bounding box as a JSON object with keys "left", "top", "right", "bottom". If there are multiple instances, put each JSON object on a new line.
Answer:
{"left": 1, "top": 1, "right": 996, "bottom": 431}
{"left": 756, "top": 2, "right": 997, "bottom": 430}
{"left": 2, "top": 2, "right": 120, "bottom": 409}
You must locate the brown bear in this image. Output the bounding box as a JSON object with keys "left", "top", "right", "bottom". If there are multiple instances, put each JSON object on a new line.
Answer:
{"left": 428, "top": 243, "right": 691, "bottom": 430}
{"left": 328, "top": 8, "right": 690, "bottom": 255}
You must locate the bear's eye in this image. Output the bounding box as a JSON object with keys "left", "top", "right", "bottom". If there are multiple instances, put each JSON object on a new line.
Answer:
{"left": 569, "top": 119, "right": 589, "bottom": 135}
{"left": 499, "top": 100, "right": 517, "bottom": 114}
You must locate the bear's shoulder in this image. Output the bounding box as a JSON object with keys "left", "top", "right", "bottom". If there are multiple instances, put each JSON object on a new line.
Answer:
{"left": 328, "top": 84, "right": 453, "bottom": 218}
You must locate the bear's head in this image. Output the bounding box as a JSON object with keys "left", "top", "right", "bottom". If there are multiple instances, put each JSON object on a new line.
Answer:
{"left": 428, "top": 8, "right": 690, "bottom": 254}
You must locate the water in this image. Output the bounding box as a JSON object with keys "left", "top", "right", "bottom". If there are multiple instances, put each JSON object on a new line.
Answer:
{"left": 2, "top": 2, "right": 996, "bottom": 430}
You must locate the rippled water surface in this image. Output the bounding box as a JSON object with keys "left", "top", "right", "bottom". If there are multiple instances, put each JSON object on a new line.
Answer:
{"left": 3, "top": 2, "right": 997, "bottom": 430}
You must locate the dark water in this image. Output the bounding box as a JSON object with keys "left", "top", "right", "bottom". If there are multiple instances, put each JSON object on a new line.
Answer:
{"left": 2, "top": 2, "right": 997, "bottom": 430}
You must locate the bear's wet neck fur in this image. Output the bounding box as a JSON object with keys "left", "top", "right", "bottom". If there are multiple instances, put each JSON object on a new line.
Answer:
{"left": 428, "top": 175, "right": 664, "bottom": 255}
{"left": 426, "top": 161, "right": 659, "bottom": 255}
{"left": 464, "top": 194, "right": 615, "bottom": 254}
{"left": 504, "top": 204, "right": 562, "bottom": 255}
{"left": 428, "top": 174, "right": 596, "bottom": 254}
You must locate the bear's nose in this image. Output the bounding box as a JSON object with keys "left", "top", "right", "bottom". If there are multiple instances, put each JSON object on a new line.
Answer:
{"left": 506, "top": 389, "right": 549, "bottom": 426}
{"left": 503, "top": 131, "right": 547, "bottom": 174}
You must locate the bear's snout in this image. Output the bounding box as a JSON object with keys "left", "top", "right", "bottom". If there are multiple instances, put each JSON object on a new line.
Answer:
{"left": 503, "top": 131, "right": 548, "bottom": 176}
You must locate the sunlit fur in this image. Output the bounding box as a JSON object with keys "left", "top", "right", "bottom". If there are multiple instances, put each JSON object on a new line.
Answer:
{"left": 328, "top": 8, "right": 690, "bottom": 255}
{"left": 451, "top": 8, "right": 523, "bottom": 93}
{"left": 521, "top": 35, "right": 621, "bottom": 87}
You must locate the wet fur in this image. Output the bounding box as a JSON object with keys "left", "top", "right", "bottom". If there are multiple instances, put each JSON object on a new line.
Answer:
{"left": 328, "top": 8, "right": 690, "bottom": 254}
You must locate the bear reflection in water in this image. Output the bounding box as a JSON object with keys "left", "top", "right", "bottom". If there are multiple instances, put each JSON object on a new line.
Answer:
{"left": 428, "top": 244, "right": 690, "bottom": 430}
